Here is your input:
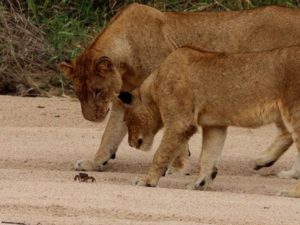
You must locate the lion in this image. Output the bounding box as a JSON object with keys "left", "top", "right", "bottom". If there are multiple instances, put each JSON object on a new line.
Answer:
{"left": 59, "top": 3, "right": 300, "bottom": 173}
{"left": 117, "top": 45, "right": 300, "bottom": 189}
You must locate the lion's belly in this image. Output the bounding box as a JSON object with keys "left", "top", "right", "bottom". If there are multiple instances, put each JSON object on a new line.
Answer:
{"left": 198, "top": 103, "right": 281, "bottom": 128}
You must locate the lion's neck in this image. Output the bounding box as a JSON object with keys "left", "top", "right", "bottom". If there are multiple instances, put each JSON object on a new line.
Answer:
{"left": 142, "top": 73, "right": 162, "bottom": 129}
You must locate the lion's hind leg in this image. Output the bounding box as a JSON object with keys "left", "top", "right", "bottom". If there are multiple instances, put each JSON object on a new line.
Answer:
{"left": 254, "top": 120, "right": 293, "bottom": 170}
{"left": 278, "top": 153, "right": 300, "bottom": 179}
{"left": 278, "top": 101, "right": 300, "bottom": 179}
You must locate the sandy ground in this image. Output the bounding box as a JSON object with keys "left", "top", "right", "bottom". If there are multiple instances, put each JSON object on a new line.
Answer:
{"left": 0, "top": 95, "right": 299, "bottom": 225}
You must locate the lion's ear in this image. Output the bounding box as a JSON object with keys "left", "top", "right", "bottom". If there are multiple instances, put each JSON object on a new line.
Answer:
{"left": 96, "top": 56, "right": 114, "bottom": 76}
{"left": 59, "top": 61, "right": 74, "bottom": 80}
{"left": 118, "top": 91, "right": 133, "bottom": 107}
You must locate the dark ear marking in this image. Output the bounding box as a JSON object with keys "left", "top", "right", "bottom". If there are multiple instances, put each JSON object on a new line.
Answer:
{"left": 118, "top": 91, "right": 133, "bottom": 104}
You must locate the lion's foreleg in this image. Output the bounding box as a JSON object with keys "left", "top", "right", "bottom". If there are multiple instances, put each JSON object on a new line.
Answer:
{"left": 188, "top": 126, "right": 227, "bottom": 190}
{"left": 75, "top": 102, "right": 127, "bottom": 171}
{"left": 94, "top": 102, "right": 127, "bottom": 167}
{"left": 133, "top": 126, "right": 194, "bottom": 187}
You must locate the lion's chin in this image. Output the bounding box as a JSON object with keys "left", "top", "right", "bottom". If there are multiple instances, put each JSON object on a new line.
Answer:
{"left": 93, "top": 116, "right": 107, "bottom": 123}
{"left": 139, "top": 143, "right": 152, "bottom": 152}
{"left": 83, "top": 108, "right": 110, "bottom": 122}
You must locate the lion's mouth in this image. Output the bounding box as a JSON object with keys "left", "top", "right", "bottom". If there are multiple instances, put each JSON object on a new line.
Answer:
{"left": 104, "top": 108, "right": 110, "bottom": 117}
{"left": 95, "top": 108, "right": 110, "bottom": 121}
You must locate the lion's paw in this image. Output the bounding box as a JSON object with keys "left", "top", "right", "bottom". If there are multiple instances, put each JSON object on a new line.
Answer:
{"left": 187, "top": 177, "right": 210, "bottom": 190}
{"left": 132, "top": 176, "right": 147, "bottom": 186}
{"left": 279, "top": 183, "right": 300, "bottom": 198}
{"left": 187, "top": 169, "right": 217, "bottom": 190}
{"left": 186, "top": 182, "right": 197, "bottom": 190}
{"left": 277, "top": 169, "right": 300, "bottom": 179}
{"left": 279, "top": 190, "right": 290, "bottom": 197}
{"left": 279, "top": 187, "right": 300, "bottom": 198}
{"left": 253, "top": 158, "right": 276, "bottom": 170}
{"left": 75, "top": 159, "right": 97, "bottom": 171}
{"left": 131, "top": 176, "right": 157, "bottom": 187}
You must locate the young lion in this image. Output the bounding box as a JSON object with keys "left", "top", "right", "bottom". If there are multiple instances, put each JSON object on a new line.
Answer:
{"left": 118, "top": 46, "right": 300, "bottom": 190}
{"left": 60, "top": 3, "right": 300, "bottom": 173}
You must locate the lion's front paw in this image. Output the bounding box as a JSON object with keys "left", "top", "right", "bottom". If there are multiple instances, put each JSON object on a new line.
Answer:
{"left": 187, "top": 169, "right": 217, "bottom": 190}
{"left": 75, "top": 159, "right": 97, "bottom": 171}
{"left": 279, "top": 190, "right": 290, "bottom": 197}
{"left": 75, "top": 153, "right": 117, "bottom": 172}
{"left": 279, "top": 183, "right": 300, "bottom": 198}
{"left": 279, "top": 188, "right": 300, "bottom": 198}
{"left": 132, "top": 176, "right": 147, "bottom": 186}
{"left": 187, "top": 177, "right": 210, "bottom": 190}
{"left": 252, "top": 154, "right": 277, "bottom": 170}
{"left": 131, "top": 176, "right": 157, "bottom": 187}
{"left": 277, "top": 169, "right": 300, "bottom": 179}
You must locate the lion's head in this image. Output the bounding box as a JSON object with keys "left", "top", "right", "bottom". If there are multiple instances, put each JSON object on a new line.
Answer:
{"left": 60, "top": 52, "right": 122, "bottom": 122}
{"left": 117, "top": 91, "right": 162, "bottom": 151}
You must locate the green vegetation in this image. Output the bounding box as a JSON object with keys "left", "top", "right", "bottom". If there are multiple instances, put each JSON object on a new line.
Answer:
{"left": 25, "top": 1, "right": 106, "bottom": 61}
{"left": 1, "top": 0, "right": 299, "bottom": 96}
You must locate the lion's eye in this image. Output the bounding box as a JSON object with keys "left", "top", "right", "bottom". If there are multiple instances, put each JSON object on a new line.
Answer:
{"left": 93, "top": 88, "right": 103, "bottom": 98}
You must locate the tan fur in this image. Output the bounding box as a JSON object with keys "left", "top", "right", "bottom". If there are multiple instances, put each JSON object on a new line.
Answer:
{"left": 280, "top": 183, "right": 300, "bottom": 198}
{"left": 120, "top": 46, "right": 300, "bottom": 189}
{"left": 59, "top": 3, "right": 300, "bottom": 171}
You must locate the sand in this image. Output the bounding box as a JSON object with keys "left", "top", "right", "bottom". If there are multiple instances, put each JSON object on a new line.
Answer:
{"left": 0, "top": 95, "right": 299, "bottom": 225}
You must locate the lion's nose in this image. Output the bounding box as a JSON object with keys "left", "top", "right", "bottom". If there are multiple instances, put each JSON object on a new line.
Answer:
{"left": 137, "top": 139, "right": 143, "bottom": 148}
{"left": 128, "top": 140, "right": 135, "bottom": 148}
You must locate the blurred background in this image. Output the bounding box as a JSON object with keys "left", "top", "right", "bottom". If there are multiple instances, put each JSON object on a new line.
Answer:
{"left": 1, "top": 0, "right": 299, "bottom": 97}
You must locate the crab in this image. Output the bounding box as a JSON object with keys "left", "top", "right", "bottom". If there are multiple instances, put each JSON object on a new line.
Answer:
{"left": 74, "top": 172, "right": 96, "bottom": 182}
